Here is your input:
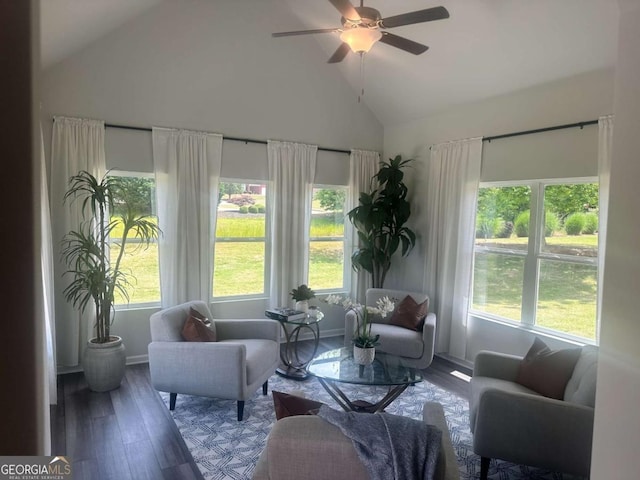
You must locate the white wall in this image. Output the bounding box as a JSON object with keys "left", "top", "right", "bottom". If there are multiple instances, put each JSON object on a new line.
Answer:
{"left": 42, "top": 0, "right": 382, "bottom": 366}
{"left": 382, "top": 68, "right": 615, "bottom": 363}
{"left": 591, "top": 1, "right": 640, "bottom": 476}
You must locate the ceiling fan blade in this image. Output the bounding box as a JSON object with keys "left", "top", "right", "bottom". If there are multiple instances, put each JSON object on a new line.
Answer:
{"left": 328, "top": 42, "right": 351, "bottom": 63}
{"left": 328, "top": 0, "right": 361, "bottom": 21}
{"left": 381, "top": 6, "right": 449, "bottom": 29}
{"left": 272, "top": 28, "right": 340, "bottom": 37}
{"left": 379, "top": 32, "right": 429, "bottom": 55}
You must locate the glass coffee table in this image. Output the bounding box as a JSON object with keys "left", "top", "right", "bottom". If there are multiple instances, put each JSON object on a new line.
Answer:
{"left": 307, "top": 347, "right": 423, "bottom": 413}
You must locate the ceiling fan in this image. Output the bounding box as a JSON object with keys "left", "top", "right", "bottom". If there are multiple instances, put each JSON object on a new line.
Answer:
{"left": 272, "top": 0, "right": 450, "bottom": 63}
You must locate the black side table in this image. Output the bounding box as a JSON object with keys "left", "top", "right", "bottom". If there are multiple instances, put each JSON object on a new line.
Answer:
{"left": 275, "top": 309, "right": 324, "bottom": 381}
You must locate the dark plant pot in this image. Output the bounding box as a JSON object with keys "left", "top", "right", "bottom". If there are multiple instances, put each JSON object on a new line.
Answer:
{"left": 83, "top": 335, "right": 126, "bottom": 392}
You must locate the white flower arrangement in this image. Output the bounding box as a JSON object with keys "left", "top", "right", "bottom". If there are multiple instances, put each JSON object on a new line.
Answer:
{"left": 324, "top": 294, "right": 395, "bottom": 348}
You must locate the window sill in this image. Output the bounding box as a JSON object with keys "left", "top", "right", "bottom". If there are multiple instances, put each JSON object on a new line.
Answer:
{"left": 468, "top": 311, "right": 596, "bottom": 347}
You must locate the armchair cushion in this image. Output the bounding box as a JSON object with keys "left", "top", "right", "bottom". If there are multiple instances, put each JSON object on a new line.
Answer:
{"left": 515, "top": 337, "right": 581, "bottom": 400}
{"left": 370, "top": 323, "right": 424, "bottom": 359}
{"left": 389, "top": 295, "right": 429, "bottom": 331}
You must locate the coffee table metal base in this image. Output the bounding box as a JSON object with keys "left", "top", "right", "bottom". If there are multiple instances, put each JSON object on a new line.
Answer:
{"left": 316, "top": 377, "right": 410, "bottom": 413}
{"left": 276, "top": 365, "right": 311, "bottom": 381}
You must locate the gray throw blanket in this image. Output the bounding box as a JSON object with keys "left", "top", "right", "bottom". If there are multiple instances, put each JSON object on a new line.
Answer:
{"left": 317, "top": 405, "right": 442, "bottom": 480}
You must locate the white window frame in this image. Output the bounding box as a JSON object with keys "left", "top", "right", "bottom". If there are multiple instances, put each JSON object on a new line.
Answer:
{"left": 212, "top": 178, "right": 270, "bottom": 300}
{"left": 108, "top": 171, "right": 161, "bottom": 310}
{"left": 470, "top": 177, "right": 599, "bottom": 342}
{"left": 308, "top": 184, "right": 350, "bottom": 294}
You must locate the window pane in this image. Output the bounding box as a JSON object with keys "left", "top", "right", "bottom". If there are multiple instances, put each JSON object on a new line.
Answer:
{"left": 475, "top": 186, "right": 531, "bottom": 251}
{"left": 542, "top": 183, "right": 599, "bottom": 257}
{"left": 110, "top": 176, "right": 160, "bottom": 305}
{"left": 309, "top": 187, "right": 346, "bottom": 290}
{"left": 472, "top": 252, "right": 525, "bottom": 321}
{"left": 214, "top": 182, "right": 266, "bottom": 297}
{"left": 309, "top": 241, "right": 344, "bottom": 290}
{"left": 213, "top": 242, "right": 265, "bottom": 297}
{"left": 112, "top": 243, "right": 160, "bottom": 304}
{"left": 537, "top": 259, "right": 597, "bottom": 340}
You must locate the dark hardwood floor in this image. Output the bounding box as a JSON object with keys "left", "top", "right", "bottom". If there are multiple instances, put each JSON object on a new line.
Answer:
{"left": 51, "top": 336, "right": 471, "bottom": 479}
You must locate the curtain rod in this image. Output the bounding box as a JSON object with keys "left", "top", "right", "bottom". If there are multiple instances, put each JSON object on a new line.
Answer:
{"left": 483, "top": 119, "right": 598, "bottom": 142}
{"left": 103, "top": 122, "right": 351, "bottom": 155}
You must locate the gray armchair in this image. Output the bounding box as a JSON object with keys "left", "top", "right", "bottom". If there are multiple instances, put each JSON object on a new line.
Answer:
{"left": 344, "top": 288, "right": 436, "bottom": 369}
{"left": 469, "top": 346, "right": 598, "bottom": 479}
{"left": 148, "top": 300, "right": 280, "bottom": 421}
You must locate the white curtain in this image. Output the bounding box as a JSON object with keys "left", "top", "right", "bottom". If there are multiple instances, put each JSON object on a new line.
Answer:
{"left": 347, "top": 149, "right": 380, "bottom": 303}
{"left": 152, "top": 127, "right": 223, "bottom": 307}
{"left": 50, "top": 116, "right": 106, "bottom": 367}
{"left": 268, "top": 140, "right": 317, "bottom": 308}
{"left": 424, "top": 137, "right": 483, "bottom": 359}
{"left": 40, "top": 127, "right": 56, "bottom": 405}
{"left": 597, "top": 115, "right": 613, "bottom": 342}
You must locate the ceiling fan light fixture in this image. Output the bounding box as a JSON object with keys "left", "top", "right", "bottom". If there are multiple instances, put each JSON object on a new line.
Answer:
{"left": 340, "top": 27, "right": 382, "bottom": 53}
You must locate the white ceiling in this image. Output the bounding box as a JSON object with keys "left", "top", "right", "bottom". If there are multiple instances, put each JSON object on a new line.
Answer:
{"left": 40, "top": 0, "right": 619, "bottom": 127}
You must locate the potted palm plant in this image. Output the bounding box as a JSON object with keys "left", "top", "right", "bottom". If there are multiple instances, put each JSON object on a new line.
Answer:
{"left": 348, "top": 155, "right": 417, "bottom": 288}
{"left": 290, "top": 284, "right": 315, "bottom": 312}
{"left": 62, "top": 170, "right": 161, "bottom": 392}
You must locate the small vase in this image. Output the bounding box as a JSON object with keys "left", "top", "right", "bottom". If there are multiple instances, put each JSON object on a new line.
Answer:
{"left": 295, "top": 300, "right": 309, "bottom": 313}
{"left": 353, "top": 345, "right": 375, "bottom": 366}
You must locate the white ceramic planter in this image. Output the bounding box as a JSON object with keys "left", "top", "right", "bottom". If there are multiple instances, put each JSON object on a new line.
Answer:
{"left": 83, "top": 335, "right": 126, "bottom": 392}
{"left": 295, "top": 300, "right": 309, "bottom": 313}
{"left": 353, "top": 345, "right": 375, "bottom": 365}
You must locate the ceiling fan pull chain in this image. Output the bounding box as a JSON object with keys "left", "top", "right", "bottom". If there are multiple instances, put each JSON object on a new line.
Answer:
{"left": 358, "top": 51, "right": 365, "bottom": 103}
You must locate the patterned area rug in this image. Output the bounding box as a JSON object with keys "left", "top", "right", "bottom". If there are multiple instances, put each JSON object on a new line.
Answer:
{"left": 160, "top": 374, "right": 580, "bottom": 480}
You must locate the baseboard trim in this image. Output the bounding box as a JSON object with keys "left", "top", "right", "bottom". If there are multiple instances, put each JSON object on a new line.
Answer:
{"left": 57, "top": 354, "right": 150, "bottom": 375}
{"left": 126, "top": 354, "right": 149, "bottom": 365}
{"left": 435, "top": 352, "right": 474, "bottom": 372}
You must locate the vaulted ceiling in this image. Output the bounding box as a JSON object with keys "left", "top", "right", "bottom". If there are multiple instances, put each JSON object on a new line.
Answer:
{"left": 40, "top": 0, "right": 619, "bottom": 127}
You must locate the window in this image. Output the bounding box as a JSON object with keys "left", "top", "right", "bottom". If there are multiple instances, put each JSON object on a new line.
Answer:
{"left": 109, "top": 173, "right": 161, "bottom": 306}
{"left": 471, "top": 180, "right": 599, "bottom": 341}
{"left": 308, "top": 186, "right": 347, "bottom": 291}
{"left": 213, "top": 181, "right": 268, "bottom": 298}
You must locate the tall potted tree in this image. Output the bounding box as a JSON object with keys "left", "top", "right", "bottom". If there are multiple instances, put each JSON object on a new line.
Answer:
{"left": 347, "top": 155, "right": 416, "bottom": 288}
{"left": 62, "top": 170, "right": 161, "bottom": 392}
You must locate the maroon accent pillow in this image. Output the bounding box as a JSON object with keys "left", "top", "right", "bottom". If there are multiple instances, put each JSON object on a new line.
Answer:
{"left": 389, "top": 295, "right": 429, "bottom": 331}
{"left": 516, "top": 337, "right": 581, "bottom": 400}
{"left": 272, "top": 391, "right": 324, "bottom": 420}
{"left": 181, "top": 307, "right": 216, "bottom": 342}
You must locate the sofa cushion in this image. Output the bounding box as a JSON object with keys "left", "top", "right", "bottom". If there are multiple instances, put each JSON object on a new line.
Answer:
{"left": 370, "top": 323, "right": 424, "bottom": 359}
{"left": 389, "top": 295, "right": 429, "bottom": 331}
{"left": 182, "top": 307, "right": 217, "bottom": 342}
{"left": 516, "top": 337, "right": 581, "bottom": 400}
{"left": 272, "top": 391, "right": 324, "bottom": 419}
{"left": 564, "top": 345, "right": 598, "bottom": 407}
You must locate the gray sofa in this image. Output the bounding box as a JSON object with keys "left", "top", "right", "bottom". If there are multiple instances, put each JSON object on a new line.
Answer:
{"left": 469, "top": 345, "right": 598, "bottom": 479}
{"left": 253, "top": 401, "right": 459, "bottom": 480}
{"left": 345, "top": 288, "right": 436, "bottom": 369}
{"left": 148, "top": 300, "right": 280, "bottom": 420}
